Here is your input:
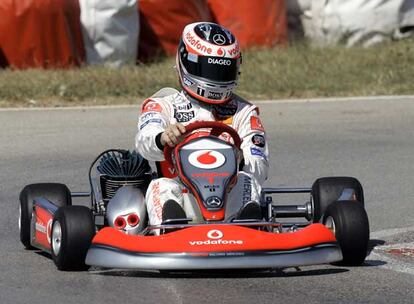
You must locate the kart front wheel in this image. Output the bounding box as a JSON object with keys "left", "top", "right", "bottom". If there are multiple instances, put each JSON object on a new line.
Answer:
{"left": 51, "top": 206, "right": 95, "bottom": 271}
{"left": 19, "top": 183, "right": 72, "bottom": 249}
{"left": 324, "top": 201, "right": 369, "bottom": 266}
{"left": 311, "top": 176, "right": 364, "bottom": 222}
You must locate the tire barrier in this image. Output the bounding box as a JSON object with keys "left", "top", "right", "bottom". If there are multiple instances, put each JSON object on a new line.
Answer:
{"left": 0, "top": 0, "right": 288, "bottom": 68}
{"left": 207, "top": 0, "right": 288, "bottom": 48}
{"left": 137, "top": 0, "right": 213, "bottom": 61}
{"left": 80, "top": 0, "right": 139, "bottom": 67}
{"left": 0, "top": 0, "right": 85, "bottom": 68}
{"left": 288, "top": 0, "right": 414, "bottom": 47}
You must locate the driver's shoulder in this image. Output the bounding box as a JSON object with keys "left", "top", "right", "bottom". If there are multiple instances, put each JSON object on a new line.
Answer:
{"left": 232, "top": 94, "right": 258, "bottom": 114}
{"left": 150, "top": 87, "right": 180, "bottom": 99}
{"left": 150, "top": 87, "right": 188, "bottom": 106}
{"left": 141, "top": 87, "right": 184, "bottom": 111}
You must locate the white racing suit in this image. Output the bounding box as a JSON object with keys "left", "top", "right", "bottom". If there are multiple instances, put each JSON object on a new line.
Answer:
{"left": 135, "top": 88, "right": 269, "bottom": 229}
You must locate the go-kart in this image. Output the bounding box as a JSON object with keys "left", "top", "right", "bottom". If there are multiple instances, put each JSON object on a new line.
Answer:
{"left": 19, "top": 121, "right": 369, "bottom": 271}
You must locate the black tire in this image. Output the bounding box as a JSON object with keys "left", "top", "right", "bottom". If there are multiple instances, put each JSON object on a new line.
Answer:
{"left": 324, "top": 201, "right": 369, "bottom": 266}
{"left": 19, "top": 183, "right": 72, "bottom": 249}
{"left": 51, "top": 206, "right": 95, "bottom": 271}
{"left": 311, "top": 176, "right": 364, "bottom": 222}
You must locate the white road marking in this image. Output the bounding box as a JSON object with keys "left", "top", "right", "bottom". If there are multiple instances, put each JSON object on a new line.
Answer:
{"left": 255, "top": 95, "right": 414, "bottom": 104}
{"left": 0, "top": 95, "right": 413, "bottom": 112}
{"left": 0, "top": 104, "right": 137, "bottom": 112}
{"left": 371, "top": 225, "right": 414, "bottom": 239}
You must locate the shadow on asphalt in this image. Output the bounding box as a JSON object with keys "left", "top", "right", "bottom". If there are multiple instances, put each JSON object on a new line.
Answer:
{"left": 363, "top": 260, "right": 387, "bottom": 267}
{"left": 35, "top": 251, "right": 51, "bottom": 259}
{"left": 90, "top": 267, "right": 349, "bottom": 279}
{"left": 368, "top": 239, "right": 386, "bottom": 254}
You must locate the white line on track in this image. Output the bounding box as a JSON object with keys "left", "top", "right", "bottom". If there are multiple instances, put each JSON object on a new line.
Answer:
{"left": 0, "top": 95, "right": 413, "bottom": 112}
{"left": 0, "top": 104, "right": 138, "bottom": 112}
{"left": 371, "top": 226, "right": 414, "bottom": 239}
{"left": 255, "top": 95, "right": 414, "bottom": 104}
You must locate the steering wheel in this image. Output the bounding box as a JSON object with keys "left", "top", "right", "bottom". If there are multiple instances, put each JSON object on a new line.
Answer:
{"left": 163, "top": 121, "right": 242, "bottom": 166}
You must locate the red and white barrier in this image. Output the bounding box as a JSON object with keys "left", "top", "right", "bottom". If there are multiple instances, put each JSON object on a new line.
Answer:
{"left": 80, "top": 0, "right": 139, "bottom": 67}
{"left": 288, "top": 0, "right": 414, "bottom": 46}
{"left": 208, "top": 0, "right": 288, "bottom": 48}
{"left": 0, "top": 0, "right": 84, "bottom": 68}
{"left": 138, "top": 0, "right": 213, "bottom": 61}
{"left": 0, "top": 0, "right": 288, "bottom": 69}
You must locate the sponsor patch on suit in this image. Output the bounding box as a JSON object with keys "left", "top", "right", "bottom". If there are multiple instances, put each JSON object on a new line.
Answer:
{"left": 174, "top": 110, "right": 195, "bottom": 122}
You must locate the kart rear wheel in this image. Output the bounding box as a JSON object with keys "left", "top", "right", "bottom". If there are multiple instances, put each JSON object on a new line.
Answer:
{"left": 324, "top": 201, "right": 369, "bottom": 266}
{"left": 19, "top": 183, "right": 72, "bottom": 249}
{"left": 311, "top": 176, "right": 364, "bottom": 222}
{"left": 51, "top": 206, "right": 95, "bottom": 271}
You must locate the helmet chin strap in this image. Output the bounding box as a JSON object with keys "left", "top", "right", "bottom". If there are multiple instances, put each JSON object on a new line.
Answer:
{"left": 182, "top": 89, "right": 233, "bottom": 107}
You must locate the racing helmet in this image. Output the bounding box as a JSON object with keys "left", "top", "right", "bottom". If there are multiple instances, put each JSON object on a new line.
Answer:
{"left": 176, "top": 22, "right": 242, "bottom": 105}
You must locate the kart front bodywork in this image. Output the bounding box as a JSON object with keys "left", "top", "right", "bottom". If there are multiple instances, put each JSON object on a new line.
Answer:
{"left": 85, "top": 223, "right": 342, "bottom": 269}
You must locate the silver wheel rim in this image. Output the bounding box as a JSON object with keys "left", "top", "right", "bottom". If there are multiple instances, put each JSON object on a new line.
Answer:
{"left": 18, "top": 205, "right": 22, "bottom": 232}
{"left": 310, "top": 195, "right": 315, "bottom": 222}
{"left": 325, "top": 216, "right": 336, "bottom": 235}
{"left": 52, "top": 221, "right": 62, "bottom": 256}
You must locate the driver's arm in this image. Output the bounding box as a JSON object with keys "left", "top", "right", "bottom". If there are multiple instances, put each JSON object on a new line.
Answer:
{"left": 237, "top": 106, "right": 269, "bottom": 185}
{"left": 135, "top": 99, "right": 186, "bottom": 161}
{"left": 135, "top": 99, "right": 169, "bottom": 161}
{"left": 160, "top": 123, "right": 186, "bottom": 148}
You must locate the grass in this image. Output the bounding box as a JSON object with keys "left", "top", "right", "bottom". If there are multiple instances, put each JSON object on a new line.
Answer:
{"left": 0, "top": 39, "right": 413, "bottom": 107}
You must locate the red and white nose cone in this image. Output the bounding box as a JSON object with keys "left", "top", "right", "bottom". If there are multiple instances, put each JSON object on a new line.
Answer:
{"left": 188, "top": 150, "right": 225, "bottom": 169}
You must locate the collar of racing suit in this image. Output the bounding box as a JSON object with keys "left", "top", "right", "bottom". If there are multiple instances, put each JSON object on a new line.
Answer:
{"left": 181, "top": 90, "right": 237, "bottom": 120}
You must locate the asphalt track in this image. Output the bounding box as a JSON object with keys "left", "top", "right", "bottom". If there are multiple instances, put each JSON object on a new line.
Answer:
{"left": 0, "top": 97, "right": 413, "bottom": 304}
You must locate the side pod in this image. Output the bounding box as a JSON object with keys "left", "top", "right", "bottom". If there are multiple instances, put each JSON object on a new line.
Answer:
{"left": 30, "top": 198, "right": 58, "bottom": 253}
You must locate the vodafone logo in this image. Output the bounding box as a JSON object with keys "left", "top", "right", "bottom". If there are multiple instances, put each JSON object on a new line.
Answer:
{"left": 228, "top": 43, "right": 240, "bottom": 57}
{"left": 188, "top": 150, "right": 225, "bottom": 169}
{"left": 207, "top": 229, "right": 223, "bottom": 239}
{"left": 189, "top": 229, "right": 243, "bottom": 246}
{"left": 217, "top": 48, "right": 226, "bottom": 56}
{"left": 185, "top": 32, "right": 213, "bottom": 55}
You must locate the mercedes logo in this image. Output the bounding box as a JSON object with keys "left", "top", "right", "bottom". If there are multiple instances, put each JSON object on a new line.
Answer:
{"left": 206, "top": 196, "right": 222, "bottom": 208}
{"left": 213, "top": 34, "right": 226, "bottom": 45}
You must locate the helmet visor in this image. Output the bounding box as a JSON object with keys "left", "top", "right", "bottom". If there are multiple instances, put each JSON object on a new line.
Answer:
{"left": 181, "top": 53, "right": 240, "bottom": 83}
